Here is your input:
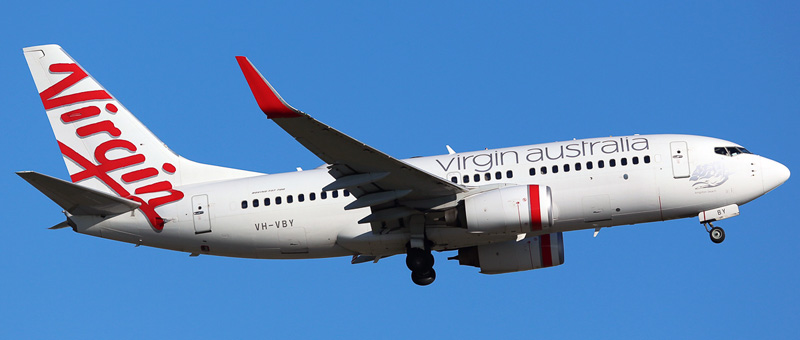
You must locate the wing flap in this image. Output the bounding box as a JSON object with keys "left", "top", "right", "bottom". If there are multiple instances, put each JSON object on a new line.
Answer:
{"left": 17, "top": 171, "right": 141, "bottom": 216}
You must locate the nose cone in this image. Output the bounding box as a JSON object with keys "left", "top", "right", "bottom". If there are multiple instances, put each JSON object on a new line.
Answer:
{"left": 762, "top": 158, "right": 790, "bottom": 193}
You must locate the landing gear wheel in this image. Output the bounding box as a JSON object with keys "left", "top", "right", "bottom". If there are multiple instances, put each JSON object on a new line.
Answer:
{"left": 406, "top": 248, "right": 434, "bottom": 272}
{"left": 407, "top": 246, "right": 436, "bottom": 285}
{"left": 710, "top": 226, "right": 725, "bottom": 244}
{"left": 411, "top": 269, "right": 436, "bottom": 286}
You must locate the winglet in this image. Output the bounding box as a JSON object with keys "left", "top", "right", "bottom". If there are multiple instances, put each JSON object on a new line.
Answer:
{"left": 235, "top": 56, "right": 302, "bottom": 119}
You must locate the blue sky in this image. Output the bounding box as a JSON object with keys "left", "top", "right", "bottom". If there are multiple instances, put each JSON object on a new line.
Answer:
{"left": 2, "top": 1, "right": 798, "bottom": 339}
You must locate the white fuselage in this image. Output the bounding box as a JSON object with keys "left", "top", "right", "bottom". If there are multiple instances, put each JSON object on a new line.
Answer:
{"left": 70, "top": 133, "right": 783, "bottom": 259}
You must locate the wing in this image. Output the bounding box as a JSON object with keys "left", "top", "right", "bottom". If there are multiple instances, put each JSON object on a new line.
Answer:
{"left": 236, "top": 57, "right": 468, "bottom": 231}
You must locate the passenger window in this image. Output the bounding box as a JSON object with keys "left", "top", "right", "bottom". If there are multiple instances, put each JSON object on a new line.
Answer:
{"left": 463, "top": 175, "right": 470, "bottom": 183}
{"left": 575, "top": 162, "right": 582, "bottom": 171}
{"left": 474, "top": 174, "right": 480, "bottom": 182}
{"left": 332, "top": 190, "right": 339, "bottom": 198}
{"left": 321, "top": 192, "right": 327, "bottom": 200}
{"left": 529, "top": 168, "right": 536, "bottom": 176}
{"left": 609, "top": 159, "right": 616, "bottom": 167}
{"left": 485, "top": 173, "right": 491, "bottom": 181}
{"left": 310, "top": 193, "right": 316, "bottom": 201}
{"left": 451, "top": 176, "right": 458, "bottom": 183}
{"left": 241, "top": 200, "right": 248, "bottom": 209}
{"left": 264, "top": 198, "right": 271, "bottom": 206}
{"left": 540, "top": 166, "right": 547, "bottom": 175}
{"left": 506, "top": 170, "right": 513, "bottom": 179}
{"left": 276, "top": 196, "right": 282, "bottom": 205}
{"left": 253, "top": 199, "right": 259, "bottom": 207}
{"left": 552, "top": 165, "right": 559, "bottom": 174}
{"left": 598, "top": 160, "right": 605, "bottom": 168}
{"left": 564, "top": 164, "right": 570, "bottom": 172}
{"left": 344, "top": 190, "right": 350, "bottom": 197}
{"left": 644, "top": 155, "right": 651, "bottom": 163}
{"left": 298, "top": 194, "right": 305, "bottom": 202}
{"left": 287, "top": 195, "right": 293, "bottom": 203}
{"left": 632, "top": 157, "right": 639, "bottom": 165}
{"left": 621, "top": 158, "right": 628, "bottom": 166}
{"left": 586, "top": 161, "right": 593, "bottom": 170}
{"left": 495, "top": 171, "right": 502, "bottom": 180}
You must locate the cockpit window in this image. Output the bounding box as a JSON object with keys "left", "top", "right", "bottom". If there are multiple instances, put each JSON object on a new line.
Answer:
{"left": 716, "top": 146, "right": 752, "bottom": 157}
{"left": 727, "top": 147, "right": 741, "bottom": 156}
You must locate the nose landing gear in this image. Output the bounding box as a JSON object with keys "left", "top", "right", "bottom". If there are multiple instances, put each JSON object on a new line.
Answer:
{"left": 704, "top": 222, "right": 725, "bottom": 244}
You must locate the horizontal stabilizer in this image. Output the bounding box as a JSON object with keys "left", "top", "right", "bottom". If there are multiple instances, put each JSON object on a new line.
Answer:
{"left": 17, "top": 171, "right": 141, "bottom": 216}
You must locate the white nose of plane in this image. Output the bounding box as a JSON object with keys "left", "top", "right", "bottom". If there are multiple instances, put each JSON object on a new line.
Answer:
{"left": 762, "top": 158, "right": 790, "bottom": 193}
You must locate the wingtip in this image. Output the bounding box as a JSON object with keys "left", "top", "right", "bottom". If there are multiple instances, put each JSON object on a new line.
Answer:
{"left": 16, "top": 171, "right": 36, "bottom": 180}
{"left": 236, "top": 56, "right": 302, "bottom": 119}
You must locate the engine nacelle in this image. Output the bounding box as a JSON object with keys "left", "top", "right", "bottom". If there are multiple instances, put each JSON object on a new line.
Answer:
{"left": 454, "top": 233, "right": 565, "bottom": 274}
{"left": 452, "top": 185, "right": 554, "bottom": 234}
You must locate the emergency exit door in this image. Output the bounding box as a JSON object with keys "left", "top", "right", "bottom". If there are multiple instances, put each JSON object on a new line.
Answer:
{"left": 670, "top": 141, "right": 690, "bottom": 178}
{"left": 192, "top": 195, "right": 211, "bottom": 234}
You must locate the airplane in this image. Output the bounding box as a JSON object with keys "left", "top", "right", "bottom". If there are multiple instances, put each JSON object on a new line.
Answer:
{"left": 19, "top": 44, "right": 790, "bottom": 286}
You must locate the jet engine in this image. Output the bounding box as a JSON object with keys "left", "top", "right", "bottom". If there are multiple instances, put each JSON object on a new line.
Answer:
{"left": 447, "top": 185, "right": 554, "bottom": 235}
{"left": 452, "top": 232, "right": 565, "bottom": 274}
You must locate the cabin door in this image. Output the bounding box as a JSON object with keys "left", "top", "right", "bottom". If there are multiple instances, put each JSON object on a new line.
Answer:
{"left": 192, "top": 195, "right": 212, "bottom": 234}
{"left": 670, "top": 141, "right": 690, "bottom": 178}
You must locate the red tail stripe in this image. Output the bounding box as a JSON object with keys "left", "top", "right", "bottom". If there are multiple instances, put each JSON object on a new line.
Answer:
{"left": 77, "top": 120, "right": 122, "bottom": 138}
{"left": 59, "top": 141, "right": 131, "bottom": 197}
{"left": 135, "top": 181, "right": 173, "bottom": 195}
{"left": 57, "top": 141, "right": 184, "bottom": 231}
{"left": 121, "top": 168, "right": 159, "bottom": 183}
{"left": 61, "top": 106, "right": 101, "bottom": 123}
{"left": 40, "top": 63, "right": 111, "bottom": 110}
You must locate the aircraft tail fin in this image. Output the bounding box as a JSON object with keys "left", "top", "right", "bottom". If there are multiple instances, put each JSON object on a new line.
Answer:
{"left": 23, "top": 45, "right": 184, "bottom": 193}
{"left": 23, "top": 45, "right": 261, "bottom": 229}
{"left": 17, "top": 171, "right": 141, "bottom": 216}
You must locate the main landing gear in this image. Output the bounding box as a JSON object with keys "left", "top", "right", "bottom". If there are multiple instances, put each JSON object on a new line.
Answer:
{"left": 406, "top": 214, "right": 436, "bottom": 286}
{"left": 704, "top": 222, "right": 725, "bottom": 244}
{"left": 407, "top": 247, "right": 436, "bottom": 286}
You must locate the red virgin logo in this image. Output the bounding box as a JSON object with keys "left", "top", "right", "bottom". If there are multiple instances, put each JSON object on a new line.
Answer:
{"left": 42, "top": 63, "right": 184, "bottom": 231}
